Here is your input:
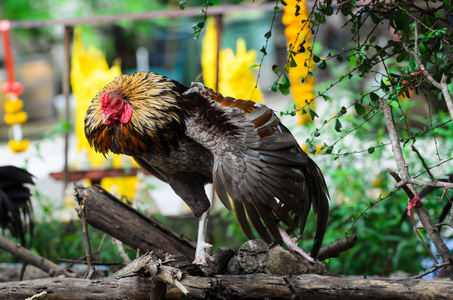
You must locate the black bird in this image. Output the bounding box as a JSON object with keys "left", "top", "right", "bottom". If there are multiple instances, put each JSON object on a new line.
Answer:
{"left": 0, "top": 166, "right": 34, "bottom": 247}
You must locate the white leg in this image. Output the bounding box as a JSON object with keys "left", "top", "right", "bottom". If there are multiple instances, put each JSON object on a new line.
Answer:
{"left": 193, "top": 209, "right": 215, "bottom": 265}
{"left": 278, "top": 225, "right": 315, "bottom": 271}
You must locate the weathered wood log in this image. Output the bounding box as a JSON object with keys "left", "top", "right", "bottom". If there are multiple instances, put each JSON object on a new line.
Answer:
{"left": 227, "top": 239, "right": 269, "bottom": 275}
{"left": 0, "top": 235, "right": 77, "bottom": 278}
{"left": 1, "top": 271, "right": 451, "bottom": 299}
{"left": 73, "top": 184, "right": 195, "bottom": 261}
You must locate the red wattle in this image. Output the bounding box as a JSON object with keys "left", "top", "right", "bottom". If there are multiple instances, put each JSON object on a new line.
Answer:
{"left": 120, "top": 102, "right": 132, "bottom": 124}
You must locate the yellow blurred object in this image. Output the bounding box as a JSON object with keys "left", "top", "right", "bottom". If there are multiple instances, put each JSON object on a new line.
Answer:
{"left": 301, "top": 144, "right": 324, "bottom": 155}
{"left": 4, "top": 99, "right": 23, "bottom": 113}
{"left": 71, "top": 27, "right": 138, "bottom": 199}
{"left": 202, "top": 18, "right": 263, "bottom": 103}
{"left": 7, "top": 139, "right": 30, "bottom": 153}
{"left": 71, "top": 27, "right": 123, "bottom": 168}
{"left": 282, "top": 0, "right": 316, "bottom": 125}
{"left": 101, "top": 176, "right": 138, "bottom": 202}
{"left": 4, "top": 111, "right": 27, "bottom": 125}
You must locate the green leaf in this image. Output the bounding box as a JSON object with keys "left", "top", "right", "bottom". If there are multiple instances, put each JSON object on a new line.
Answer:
{"left": 396, "top": 51, "right": 407, "bottom": 63}
{"left": 308, "top": 143, "right": 317, "bottom": 154}
{"left": 322, "top": 94, "right": 331, "bottom": 101}
{"left": 313, "top": 55, "right": 321, "bottom": 63}
{"left": 409, "top": 56, "right": 417, "bottom": 72}
{"left": 260, "top": 46, "right": 267, "bottom": 55}
{"left": 335, "top": 118, "right": 342, "bottom": 132}
{"left": 279, "top": 85, "right": 290, "bottom": 95}
{"left": 380, "top": 79, "right": 389, "bottom": 92}
{"left": 369, "top": 92, "right": 380, "bottom": 103}
{"left": 370, "top": 35, "right": 376, "bottom": 43}
{"left": 264, "top": 31, "right": 272, "bottom": 39}
{"left": 272, "top": 64, "right": 279, "bottom": 75}
{"left": 249, "top": 64, "right": 259, "bottom": 70}
{"left": 270, "top": 80, "right": 278, "bottom": 92}
{"left": 325, "top": 5, "right": 333, "bottom": 16}
{"left": 289, "top": 53, "right": 297, "bottom": 67}
{"left": 325, "top": 145, "right": 333, "bottom": 154}
{"left": 354, "top": 103, "right": 366, "bottom": 116}
{"left": 309, "top": 108, "right": 319, "bottom": 120}
{"left": 278, "top": 73, "right": 291, "bottom": 95}
{"left": 368, "top": 146, "right": 375, "bottom": 154}
{"left": 370, "top": 13, "right": 380, "bottom": 24}
{"left": 318, "top": 60, "right": 327, "bottom": 70}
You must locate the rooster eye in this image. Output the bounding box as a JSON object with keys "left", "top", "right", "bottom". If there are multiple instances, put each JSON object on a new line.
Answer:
{"left": 114, "top": 101, "right": 121, "bottom": 107}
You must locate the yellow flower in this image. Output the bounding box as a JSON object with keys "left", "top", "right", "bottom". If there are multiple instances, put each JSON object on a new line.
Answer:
{"left": 202, "top": 18, "right": 263, "bottom": 103}
{"left": 71, "top": 27, "right": 124, "bottom": 168}
{"left": 8, "top": 139, "right": 30, "bottom": 153}
{"left": 71, "top": 27, "right": 138, "bottom": 200}
{"left": 4, "top": 111, "right": 28, "bottom": 125}
{"left": 4, "top": 99, "right": 24, "bottom": 113}
{"left": 283, "top": 0, "right": 316, "bottom": 125}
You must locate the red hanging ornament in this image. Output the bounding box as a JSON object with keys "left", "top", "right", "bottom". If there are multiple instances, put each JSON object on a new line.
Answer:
{"left": 1, "top": 19, "right": 29, "bottom": 153}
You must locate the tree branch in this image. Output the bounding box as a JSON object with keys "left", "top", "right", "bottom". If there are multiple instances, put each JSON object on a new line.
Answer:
{"left": 0, "top": 235, "right": 77, "bottom": 278}
{"left": 398, "top": 24, "right": 453, "bottom": 120}
{"left": 381, "top": 100, "right": 453, "bottom": 278}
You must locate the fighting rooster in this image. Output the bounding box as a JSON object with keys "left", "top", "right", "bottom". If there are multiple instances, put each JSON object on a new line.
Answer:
{"left": 85, "top": 72, "right": 329, "bottom": 267}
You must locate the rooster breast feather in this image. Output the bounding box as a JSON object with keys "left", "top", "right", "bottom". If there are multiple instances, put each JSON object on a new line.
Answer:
{"left": 183, "top": 82, "right": 329, "bottom": 258}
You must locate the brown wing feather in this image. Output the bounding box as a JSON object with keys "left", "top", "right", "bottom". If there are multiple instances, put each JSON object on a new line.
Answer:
{"left": 183, "top": 82, "right": 329, "bottom": 258}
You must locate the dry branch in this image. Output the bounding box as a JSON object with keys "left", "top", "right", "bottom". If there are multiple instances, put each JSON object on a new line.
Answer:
{"left": 381, "top": 101, "right": 453, "bottom": 278}
{"left": 73, "top": 184, "right": 195, "bottom": 261}
{"left": 0, "top": 271, "right": 451, "bottom": 299}
{"left": 0, "top": 235, "right": 77, "bottom": 278}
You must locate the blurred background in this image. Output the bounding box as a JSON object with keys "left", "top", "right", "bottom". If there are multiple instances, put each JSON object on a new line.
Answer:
{"left": 0, "top": 0, "right": 452, "bottom": 280}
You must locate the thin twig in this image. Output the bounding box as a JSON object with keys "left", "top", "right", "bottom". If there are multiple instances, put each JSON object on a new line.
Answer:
{"left": 411, "top": 261, "right": 452, "bottom": 279}
{"left": 396, "top": 178, "right": 453, "bottom": 190}
{"left": 398, "top": 25, "right": 453, "bottom": 121}
{"left": 411, "top": 145, "right": 436, "bottom": 182}
{"left": 78, "top": 200, "right": 97, "bottom": 279}
{"left": 112, "top": 238, "right": 132, "bottom": 263}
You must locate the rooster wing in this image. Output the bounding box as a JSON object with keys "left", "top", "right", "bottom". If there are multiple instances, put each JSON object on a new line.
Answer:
{"left": 182, "top": 82, "right": 329, "bottom": 259}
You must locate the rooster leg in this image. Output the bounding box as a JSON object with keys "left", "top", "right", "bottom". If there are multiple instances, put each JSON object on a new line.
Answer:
{"left": 278, "top": 225, "right": 315, "bottom": 271}
{"left": 193, "top": 209, "right": 215, "bottom": 265}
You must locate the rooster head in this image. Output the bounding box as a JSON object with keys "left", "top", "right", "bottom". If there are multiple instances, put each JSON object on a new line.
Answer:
{"left": 85, "top": 72, "right": 190, "bottom": 158}
{"left": 100, "top": 90, "right": 132, "bottom": 126}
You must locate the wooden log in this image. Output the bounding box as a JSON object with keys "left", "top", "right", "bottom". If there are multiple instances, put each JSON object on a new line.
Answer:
{"left": 0, "top": 272, "right": 451, "bottom": 299}
{"left": 0, "top": 235, "right": 77, "bottom": 278}
{"left": 73, "top": 184, "right": 195, "bottom": 262}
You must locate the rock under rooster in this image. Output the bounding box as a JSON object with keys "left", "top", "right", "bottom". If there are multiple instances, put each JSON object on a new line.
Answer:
{"left": 84, "top": 72, "right": 329, "bottom": 267}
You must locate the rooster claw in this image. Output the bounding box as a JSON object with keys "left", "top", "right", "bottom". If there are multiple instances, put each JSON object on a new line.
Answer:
{"left": 193, "top": 250, "right": 215, "bottom": 266}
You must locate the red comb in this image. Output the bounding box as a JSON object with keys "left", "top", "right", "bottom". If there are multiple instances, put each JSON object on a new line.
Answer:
{"left": 101, "top": 93, "right": 109, "bottom": 109}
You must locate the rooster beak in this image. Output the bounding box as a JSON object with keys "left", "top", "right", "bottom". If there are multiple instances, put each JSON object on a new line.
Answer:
{"left": 102, "top": 113, "right": 111, "bottom": 124}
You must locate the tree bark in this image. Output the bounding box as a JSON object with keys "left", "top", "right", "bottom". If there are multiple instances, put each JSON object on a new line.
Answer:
{"left": 73, "top": 184, "right": 195, "bottom": 262}
{"left": 0, "top": 272, "right": 451, "bottom": 300}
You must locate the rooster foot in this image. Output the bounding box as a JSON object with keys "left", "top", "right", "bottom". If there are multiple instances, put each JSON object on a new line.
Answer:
{"left": 193, "top": 242, "right": 215, "bottom": 266}
{"left": 278, "top": 225, "right": 315, "bottom": 271}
